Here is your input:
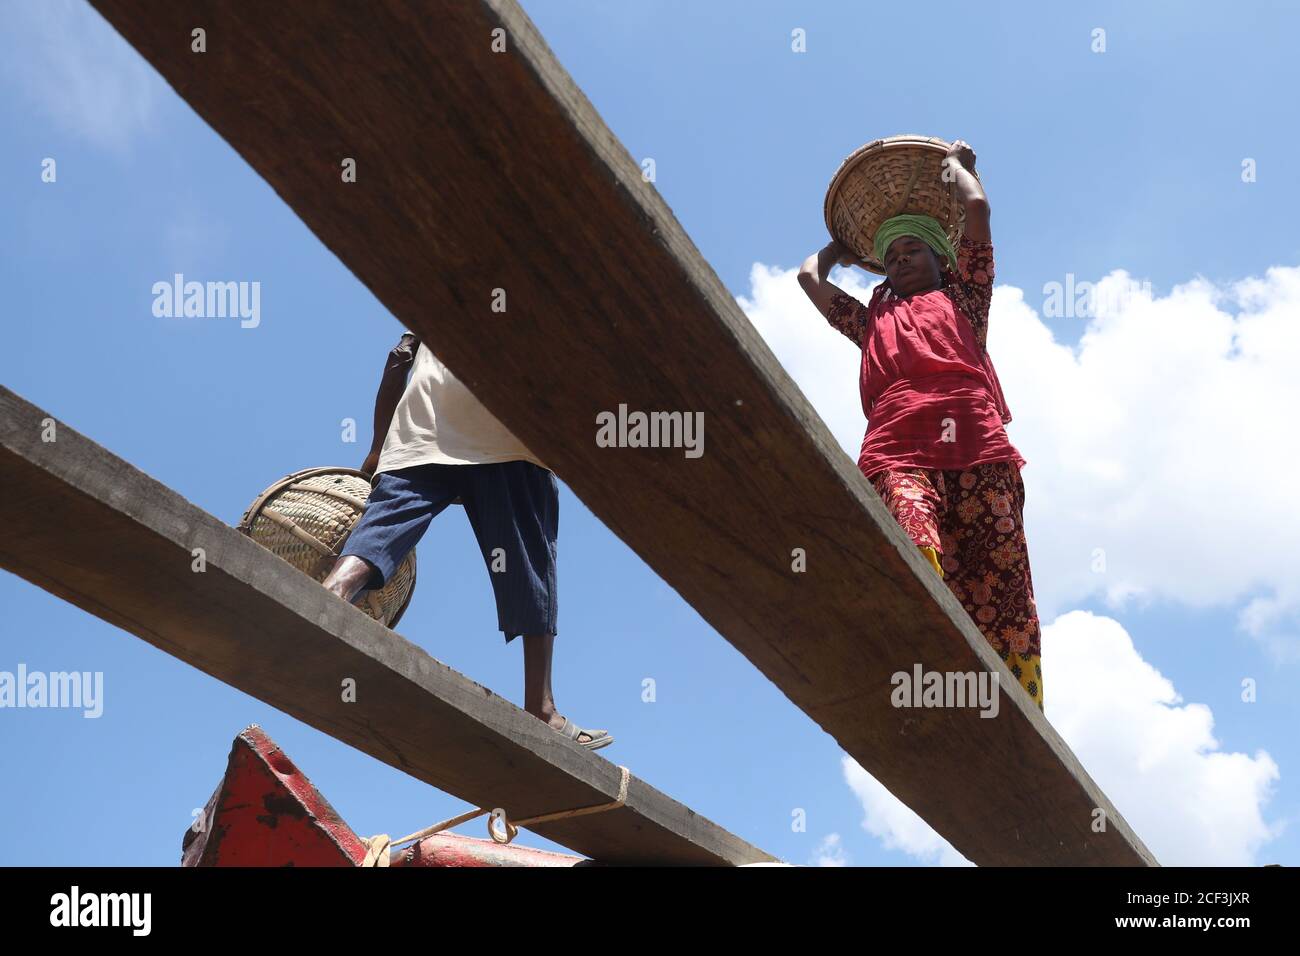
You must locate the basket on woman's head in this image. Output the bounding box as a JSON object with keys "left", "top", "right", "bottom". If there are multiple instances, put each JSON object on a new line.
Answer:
{"left": 823, "top": 134, "right": 979, "bottom": 275}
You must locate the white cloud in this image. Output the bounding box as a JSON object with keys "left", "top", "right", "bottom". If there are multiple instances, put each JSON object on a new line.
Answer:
{"left": 811, "top": 832, "right": 849, "bottom": 867}
{"left": 0, "top": 0, "right": 159, "bottom": 152}
{"left": 841, "top": 757, "right": 973, "bottom": 867}
{"left": 738, "top": 263, "right": 868, "bottom": 459}
{"left": 739, "top": 261, "right": 1290, "bottom": 864}
{"left": 840, "top": 611, "right": 1281, "bottom": 866}
{"left": 737, "top": 260, "right": 1300, "bottom": 659}
{"left": 1043, "top": 610, "right": 1281, "bottom": 865}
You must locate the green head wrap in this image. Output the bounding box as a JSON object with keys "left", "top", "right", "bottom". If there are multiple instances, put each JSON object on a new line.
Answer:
{"left": 872, "top": 214, "right": 958, "bottom": 274}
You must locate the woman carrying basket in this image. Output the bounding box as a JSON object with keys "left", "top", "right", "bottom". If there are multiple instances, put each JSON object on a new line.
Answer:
{"left": 797, "top": 140, "right": 1043, "bottom": 711}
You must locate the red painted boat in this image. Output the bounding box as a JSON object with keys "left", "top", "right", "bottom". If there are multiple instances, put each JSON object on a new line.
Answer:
{"left": 183, "top": 725, "right": 586, "bottom": 867}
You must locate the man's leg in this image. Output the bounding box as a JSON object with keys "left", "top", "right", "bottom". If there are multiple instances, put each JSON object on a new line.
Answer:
{"left": 322, "top": 466, "right": 457, "bottom": 606}
{"left": 521, "top": 631, "right": 558, "bottom": 722}
{"left": 461, "top": 461, "right": 611, "bottom": 748}
{"left": 323, "top": 555, "right": 378, "bottom": 605}
{"left": 521, "top": 634, "right": 604, "bottom": 745}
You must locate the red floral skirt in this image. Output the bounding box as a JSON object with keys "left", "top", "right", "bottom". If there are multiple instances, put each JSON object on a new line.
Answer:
{"left": 868, "top": 460, "right": 1044, "bottom": 710}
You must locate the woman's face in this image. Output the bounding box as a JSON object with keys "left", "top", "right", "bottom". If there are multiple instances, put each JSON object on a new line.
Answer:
{"left": 884, "top": 236, "right": 943, "bottom": 296}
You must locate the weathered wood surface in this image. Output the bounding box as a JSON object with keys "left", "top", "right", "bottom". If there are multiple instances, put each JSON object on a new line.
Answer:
{"left": 83, "top": 0, "right": 1156, "bottom": 865}
{"left": 0, "top": 387, "right": 774, "bottom": 866}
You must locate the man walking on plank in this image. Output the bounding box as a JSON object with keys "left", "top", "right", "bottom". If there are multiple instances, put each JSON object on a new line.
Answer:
{"left": 321, "top": 329, "right": 613, "bottom": 750}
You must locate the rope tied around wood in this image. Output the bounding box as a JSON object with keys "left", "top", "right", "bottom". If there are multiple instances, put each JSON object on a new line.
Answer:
{"left": 361, "top": 765, "right": 631, "bottom": 866}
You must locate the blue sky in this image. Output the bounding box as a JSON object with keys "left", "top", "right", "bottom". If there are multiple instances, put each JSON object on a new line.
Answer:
{"left": 2, "top": 0, "right": 1296, "bottom": 866}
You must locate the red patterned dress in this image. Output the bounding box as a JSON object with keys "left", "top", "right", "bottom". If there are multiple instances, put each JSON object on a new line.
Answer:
{"left": 824, "top": 236, "right": 1043, "bottom": 710}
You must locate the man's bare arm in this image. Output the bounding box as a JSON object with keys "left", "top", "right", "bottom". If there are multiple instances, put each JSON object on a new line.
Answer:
{"left": 360, "top": 333, "right": 417, "bottom": 476}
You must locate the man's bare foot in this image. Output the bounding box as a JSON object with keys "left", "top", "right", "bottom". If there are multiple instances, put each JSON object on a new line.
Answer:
{"left": 321, "top": 554, "right": 376, "bottom": 604}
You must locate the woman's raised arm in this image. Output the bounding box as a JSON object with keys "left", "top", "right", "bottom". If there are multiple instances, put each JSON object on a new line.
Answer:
{"left": 942, "top": 139, "right": 990, "bottom": 243}
{"left": 797, "top": 239, "right": 873, "bottom": 342}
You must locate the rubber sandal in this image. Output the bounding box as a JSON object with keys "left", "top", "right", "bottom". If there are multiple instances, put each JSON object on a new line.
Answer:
{"left": 557, "top": 716, "right": 614, "bottom": 751}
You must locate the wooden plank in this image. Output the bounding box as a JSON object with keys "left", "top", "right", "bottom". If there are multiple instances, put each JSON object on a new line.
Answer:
{"left": 0, "top": 387, "right": 774, "bottom": 866}
{"left": 85, "top": 0, "right": 1156, "bottom": 865}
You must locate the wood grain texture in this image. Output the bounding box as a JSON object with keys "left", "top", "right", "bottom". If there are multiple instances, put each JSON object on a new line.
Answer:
{"left": 82, "top": 0, "right": 1156, "bottom": 865}
{"left": 0, "top": 387, "right": 773, "bottom": 866}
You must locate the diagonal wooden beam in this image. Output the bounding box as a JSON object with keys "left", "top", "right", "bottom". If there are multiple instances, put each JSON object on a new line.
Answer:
{"left": 84, "top": 0, "right": 1156, "bottom": 865}
{"left": 0, "top": 386, "right": 774, "bottom": 866}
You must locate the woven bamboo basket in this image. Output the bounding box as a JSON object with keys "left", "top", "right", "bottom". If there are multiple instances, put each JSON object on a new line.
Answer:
{"left": 236, "top": 466, "right": 416, "bottom": 628}
{"left": 823, "top": 134, "right": 979, "bottom": 275}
